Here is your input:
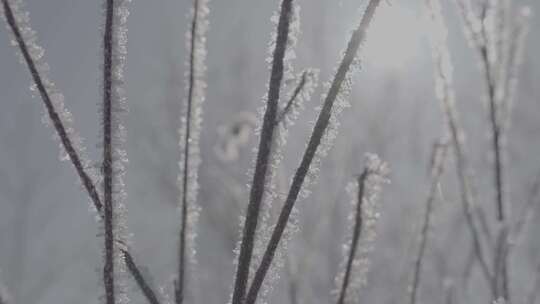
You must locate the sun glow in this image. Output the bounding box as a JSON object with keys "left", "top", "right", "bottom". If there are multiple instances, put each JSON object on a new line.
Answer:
{"left": 363, "top": 3, "right": 424, "bottom": 70}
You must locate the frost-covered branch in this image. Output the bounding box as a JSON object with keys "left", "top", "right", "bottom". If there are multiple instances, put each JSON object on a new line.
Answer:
{"left": 1, "top": 1, "right": 160, "bottom": 303}
{"left": 176, "top": 0, "right": 209, "bottom": 303}
{"left": 0, "top": 0, "right": 102, "bottom": 213}
{"left": 123, "top": 250, "right": 160, "bottom": 304}
{"left": 231, "top": 1, "right": 296, "bottom": 303}
{"left": 426, "top": 0, "right": 494, "bottom": 294}
{"left": 244, "top": 2, "right": 383, "bottom": 303}
{"left": 409, "top": 141, "right": 448, "bottom": 304}
{"left": 455, "top": 0, "right": 530, "bottom": 222}
{"left": 454, "top": 1, "right": 531, "bottom": 300}
{"left": 335, "top": 155, "right": 388, "bottom": 304}
{"left": 102, "top": 0, "right": 117, "bottom": 301}
{"left": 336, "top": 169, "right": 368, "bottom": 304}
{"left": 276, "top": 70, "right": 308, "bottom": 124}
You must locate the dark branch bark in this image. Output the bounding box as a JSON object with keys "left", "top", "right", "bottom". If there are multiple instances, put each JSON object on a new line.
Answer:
{"left": 102, "top": 0, "right": 116, "bottom": 302}
{"left": 175, "top": 0, "right": 200, "bottom": 303}
{"left": 124, "top": 250, "right": 161, "bottom": 304}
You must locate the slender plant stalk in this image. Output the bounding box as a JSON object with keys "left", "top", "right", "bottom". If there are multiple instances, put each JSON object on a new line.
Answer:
{"left": 473, "top": 1, "right": 505, "bottom": 221}
{"left": 481, "top": 45, "right": 505, "bottom": 222}
{"left": 1, "top": 1, "right": 160, "bottom": 303}
{"left": 1, "top": 0, "right": 102, "bottom": 213}
{"left": 276, "top": 70, "right": 308, "bottom": 124}
{"left": 244, "top": 2, "right": 382, "bottom": 303}
{"left": 428, "top": 0, "right": 495, "bottom": 295}
{"left": 336, "top": 170, "right": 368, "bottom": 304}
{"left": 231, "top": 1, "right": 295, "bottom": 303}
{"left": 455, "top": 2, "right": 530, "bottom": 300}
{"left": 123, "top": 250, "right": 160, "bottom": 304}
{"left": 176, "top": 1, "right": 200, "bottom": 303}
{"left": 409, "top": 142, "right": 448, "bottom": 304}
{"left": 102, "top": 0, "right": 116, "bottom": 302}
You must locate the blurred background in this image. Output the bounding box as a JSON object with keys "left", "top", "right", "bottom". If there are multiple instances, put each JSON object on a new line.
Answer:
{"left": 1, "top": 0, "right": 540, "bottom": 303}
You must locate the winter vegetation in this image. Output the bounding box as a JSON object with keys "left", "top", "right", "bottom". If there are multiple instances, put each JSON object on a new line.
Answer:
{"left": 0, "top": 0, "right": 539, "bottom": 304}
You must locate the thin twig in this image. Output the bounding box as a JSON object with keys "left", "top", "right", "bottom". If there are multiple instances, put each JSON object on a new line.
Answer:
{"left": 175, "top": 1, "right": 200, "bottom": 303}
{"left": 429, "top": 0, "right": 495, "bottom": 294}
{"left": 336, "top": 170, "right": 368, "bottom": 304}
{"left": 476, "top": 1, "right": 506, "bottom": 222}
{"left": 1, "top": 0, "right": 102, "bottom": 213}
{"left": 409, "top": 142, "right": 449, "bottom": 304}
{"left": 231, "top": 1, "right": 295, "bottom": 303}
{"left": 276, "top": 70, "right": 308, "bottom": 124}
{"left": 1, "top": 1, "right": 160, "bottom": 302}
{"left": 244, "top": 2, "right": 383, "bottom": 303}
{"left": 102, "top": 0, "right": 116, "bottom": 302}
{"left": 123, "top": 250, "right": 160, "bottom": 304}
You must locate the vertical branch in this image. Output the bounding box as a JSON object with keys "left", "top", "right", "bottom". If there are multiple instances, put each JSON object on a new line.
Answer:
{"left": 456, "top": 2, "right": 532, "bottom": 300}
{"left": 428, "top": 0, "right": 495, "bottom": 294}
{"left": 336, "top": 170, "right": 368, "bottom": 304}
{"left": 477, "top": 3, "right": 505, "bottom": 220}
{"left": 243, "top": 3, "right": 383, "bottom": 301}
{"left": 176, "top": 0, "right": 198, "bottom": 298}
{"left": 409, "top": 142, "right": 448, "bottom": 304}
{"left": 175, "top": 0, "right": 209, "bottom": 302}
{"left": 102, "top": 0, "right": 116, "bottom": 302}
{"left": 331, "top": 155, "right": 388, "bottom": 304}
{"left": 231, "top": 1, "right": 295, "bottom": 303}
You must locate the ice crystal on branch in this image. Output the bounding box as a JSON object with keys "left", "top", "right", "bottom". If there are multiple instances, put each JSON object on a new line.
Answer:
{"left": 1, "top": 0, "right": 102, "bottom": 217}
{"left": 176, "top": 0, "right": 210, "bottom": 303}
{"left": 333, "top": 154, "right": 389, "bottom": 304}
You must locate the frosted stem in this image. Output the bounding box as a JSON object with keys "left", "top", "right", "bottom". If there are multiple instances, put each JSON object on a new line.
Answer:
{"left": 231, "top": 1, "right": 295, "bottom": 303}
{"left": 102, "top": 0, "right": 116, "bottom": 302}
{"left": 124, "top": 250, "right": 160, "bottom": 304}
{"left": 276, "top": 70, "right": 308, "bottom": 124}
{"left": 176, "top": 0, "right": 209, "bottom": 302}
{"left": 244, "top": 2, "right": 383, "bottom": 303}
{"left": 336, "top": 169, "right": 368, "bottom": 304}
{"left": 0, "top": 0, "right": 102, "bottom": 213}
{"left": 408, "top": 141, "right": 449, "bottom": 304}
{"left": 1, "top": 1, "right": 159, "bottom": 302}
{"left": 428, "top": 0, "right": 495, "bottom": 294}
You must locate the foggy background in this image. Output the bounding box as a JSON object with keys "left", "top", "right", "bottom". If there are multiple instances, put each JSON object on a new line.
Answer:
{"left": 1, "top": 0, "right": 540, "bottom": 303}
